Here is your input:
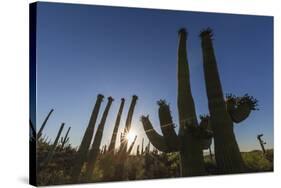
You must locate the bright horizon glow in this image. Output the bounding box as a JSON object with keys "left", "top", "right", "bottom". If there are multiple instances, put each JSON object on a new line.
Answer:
{"left": 126, "top": 130, "right": 136, "bottom": 145}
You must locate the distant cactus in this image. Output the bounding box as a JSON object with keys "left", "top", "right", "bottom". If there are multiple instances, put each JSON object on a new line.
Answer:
{"left": 141, "top": 138, "right": 144, "bottom": 155}
{"left": 141, "top": 29, "right": 211, "bottom": 176}
{"left": 37, "top": 109, "right": 54, "bottom": 140}
{"left": 108, "top": 98, "right": 125, "bottom": 152}
{"left": 127, "top": 135, "right": 138, "bottom": 155}
{"left": 40, "top": 122, "right": 65, "bottom": 168}
{"left": 60, "top": 126, "right": 71, "bottom": 150}
{"left": 70, "top": 94, "right": 104, "bottom": 182}
{"left": 121, "top": 95, "right": 138, "bottom": 152}
{"left": 86, "top": 96, "right": 114, "bottom": 179}
{"left": 200, "top": 28, "right": 257, "bottom": 173}
{"left": 257, "top": 134, "right": 266, "bottom": 154}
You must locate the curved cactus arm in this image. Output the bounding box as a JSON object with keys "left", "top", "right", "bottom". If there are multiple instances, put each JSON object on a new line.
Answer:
{"left": 157, "top": 100, "right": 180, "bottom": 151}
{"left": 226, "top": 94, "right": 258, "bottom": 123}
{"left": 140, "top": 115, "right": 170, "bottom": 152}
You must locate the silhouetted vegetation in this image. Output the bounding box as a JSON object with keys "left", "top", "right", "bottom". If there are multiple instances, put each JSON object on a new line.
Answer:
{"left": 33, "top": 28, "right": 272, "bottom": 186}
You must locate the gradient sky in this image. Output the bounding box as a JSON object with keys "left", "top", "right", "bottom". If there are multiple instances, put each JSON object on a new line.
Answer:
{"left": 35, "top": 2, "right": 273, "bottom": 152}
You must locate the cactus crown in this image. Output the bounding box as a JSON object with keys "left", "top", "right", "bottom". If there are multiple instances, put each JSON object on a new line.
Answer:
{"left": 199, "top": 27, "right": 214, "bottom": 39}
{"left": 178, "top": 28, "right": 187, "bottom": 36}
{"left": 226, "top": 93, "right": 259, "bottom": 110}
{"left": 97, "top": 94, "right": 104, "bottom": 99}
{"left": 157, "top": 99, "right": 169, "bottom": 107}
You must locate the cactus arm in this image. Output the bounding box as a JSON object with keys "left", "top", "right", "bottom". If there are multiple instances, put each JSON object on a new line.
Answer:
{"left": 157, "top": 100, "right": 180, "bottom": 151}
{"left": 141, "top": 115, "right": 169, "bottom": 152}
{"left": 200, "top": 28, "right": 245, "bottom": 173}
{"left": 177, "top": 29, "right": 199, "bottom": 133}
{"left": 226, "top": 94, "right": 258, "bottom": 123}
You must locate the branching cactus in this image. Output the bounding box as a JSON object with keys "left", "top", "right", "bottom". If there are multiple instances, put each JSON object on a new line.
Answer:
{"left": 141, "top": 29, "right": 212, "bottom": 176}
{"left": 86, "top": 96, "right": 114, "bottom": 179}
{"left": 200, "top": 28, "right": 258, "bottom": 173}
{"left": 70, "top": 94, "right": 104, "bottom": 182}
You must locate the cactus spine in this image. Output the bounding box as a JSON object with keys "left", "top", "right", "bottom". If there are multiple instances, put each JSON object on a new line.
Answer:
{"left": 37, "top": 109, "right": 54, "bottom": 139}
{"left": 86, "top": 96, "right": 114, "bottom": 179}
{"left": 70, "top": 94, "right": 104, "bottom": 181}
{"left": 141, "top": 29, "right": 211, "bottom": 176}
{"left": 108, "top": 98, "right": 125, "bottom": 152}
{"left": 200, "top": 28, "right": 244, "bottom": 173}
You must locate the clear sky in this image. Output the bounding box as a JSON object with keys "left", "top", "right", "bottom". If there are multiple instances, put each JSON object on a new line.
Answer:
{"left": 35, "top": 2, "right": 273, "bottom": 152}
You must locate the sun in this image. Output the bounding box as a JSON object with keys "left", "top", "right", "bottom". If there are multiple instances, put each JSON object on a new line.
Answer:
{"left": 126, "top": 131, "right": 136, "bottom": 144}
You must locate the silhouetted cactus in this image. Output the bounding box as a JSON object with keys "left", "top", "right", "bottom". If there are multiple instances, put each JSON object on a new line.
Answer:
{"left": 86, "top": 96, "right": 114, "bottom": 179}
{"left": 121, "top": 95, "right": 138, "bottom": 152}
{"left": 40, "top": 123, "right": 65, "bottom": 168}
{"left": 200, "top": 28, "right": 257, "bottom": 173}
{"left": 60, "top": 126, "right": 71, "bottom": 150}
{"left": 257, "top": 134, "right": 266, "bottom": 154}
{"left": 127, "top": 135, "right": 137, "bottom": 155}
{"left": 141, "top": 138, "right": 144, "bottom": 155}
{"left": 141, "top": 29, "right": 212, "bottom": 176}
{"left": 70, "top": 94, "right": 104, "bottom": 182}
{"left": 37, "top": 109, "right": 54, "bottom": 140}
{"left": 108, "top": 98, "right": 125, "bottom": 152}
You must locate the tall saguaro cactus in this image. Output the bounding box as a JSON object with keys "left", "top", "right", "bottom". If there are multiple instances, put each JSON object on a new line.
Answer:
{"left": 71, "top": 94, "right": 104, "bottom": 182}
{"left": 200, "top": 28, "right": 258, "bottom": 173}
{"left": 37, "top": 109, "right": 54, "bottom": 139}
{"left": 121, "top": 95, "right": 138, "bottom": 152}
{"left": 141, "top": 29, "right": 211, "bottom": 176}
{"left": 86, "top": 96, "right": 114, "bottom": 179}
{"left": 108, "top": 98, "right": 125, "bottom": 152}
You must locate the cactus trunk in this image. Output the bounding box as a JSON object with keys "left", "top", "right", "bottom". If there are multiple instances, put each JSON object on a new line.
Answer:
{"left": 177, "top": 29, "right": 205, "bottom": 176}
{"left": 108, "top": 98, "right": 125, "bottom": 152}
{"left": 200, "top": 29, "right": 244, "bottom": 173}
{"left": 61, "top": 126, "right": 71, "bottom": 150}
{"left": 70, "top": 94, "right": 104, "bottom": 182}
{"left": 122, "top": 95, "right": 138, "bottom": 151}
{"left": 86, "top": 97, "right": 114, "bottom": 179}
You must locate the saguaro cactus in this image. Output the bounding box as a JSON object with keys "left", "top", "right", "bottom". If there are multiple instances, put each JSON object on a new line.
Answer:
{"left": 61, "top": 126, "right": 71, "bottom": 150}
{"left": 120, "top": 95, "right": 138, "bottom": 152}
{"left": 86, "top": 96, "right": 114, "bottom": 179}
{"left": 200, "top": 28, "right": 257, "bottom": 173}
{"left": 108, "top": 98, "right": 125, "bottom": 152}
{"left": 141, "top": 29, "right": 212, "bottom": 176}
{"left": 127, "top": 135, "right": 137, "bottom": 155}
{"left": 71, "top": 94, "right": 104, "bottom": 181}
{"left": 257, "top": 134, "right": 266, "bottom": 154}
{"left": 40, "top": 123, "right": 65, "bottom": 168}
{"left": 37, "top": 109, "right": 54, "bottom": 139}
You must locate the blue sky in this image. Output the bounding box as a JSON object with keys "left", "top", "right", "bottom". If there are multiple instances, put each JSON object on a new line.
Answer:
{"left": 35, "top": 2, "right": 273, "bottom": 152}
